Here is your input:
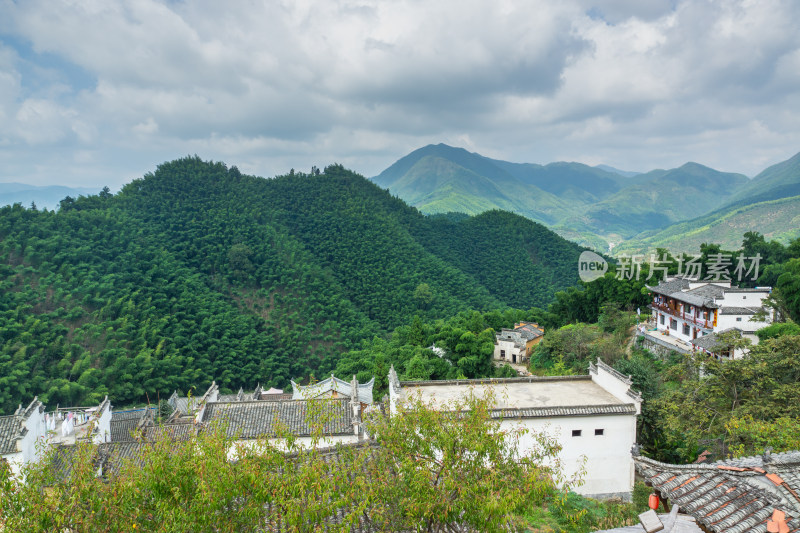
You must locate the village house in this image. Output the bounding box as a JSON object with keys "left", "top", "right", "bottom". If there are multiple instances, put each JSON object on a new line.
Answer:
{"left": 645, "top": 277, "right": 773, "bottom": 358}
{"left": 47, "top": 396, "right": 113, "bottom": 446}
{"left": 0, "top": 397, "right": 46, "bottom": 476}
{"left": 493, "top": 322, "right": 544, "bottom": 364}
{"left": 635, "top": 449, "right": 800, "bottom": 532}
{"left": 388, "top": 360, "right": 642, "bottom": 500}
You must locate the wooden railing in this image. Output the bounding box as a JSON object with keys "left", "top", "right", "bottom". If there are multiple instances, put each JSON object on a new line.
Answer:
{"left": 651, "top": 302, "right": 712, "bottom": 329}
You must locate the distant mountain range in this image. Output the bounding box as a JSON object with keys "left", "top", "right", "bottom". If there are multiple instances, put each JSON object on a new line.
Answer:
{"left": 372, "top": 144, "right": 800, "bottom": 253}
{"left": 0, "top": 182, "right": 98, "bottom": 210}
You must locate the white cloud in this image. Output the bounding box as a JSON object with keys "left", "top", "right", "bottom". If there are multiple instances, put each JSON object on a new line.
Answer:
{"left": 0, "top": 0, "right": 799, "bottom": 186}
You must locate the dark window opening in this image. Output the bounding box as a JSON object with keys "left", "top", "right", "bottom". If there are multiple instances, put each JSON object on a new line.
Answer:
{"left": 571, "top": 430, "right": 582, "bottom": 437}
{"left": 595, "top": 429, "right": 604, "bottom": 436}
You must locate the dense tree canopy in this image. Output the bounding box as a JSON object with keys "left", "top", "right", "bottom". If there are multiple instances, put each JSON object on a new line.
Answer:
{"left": 0, "top": 157, "right": 585, "bottom": 412}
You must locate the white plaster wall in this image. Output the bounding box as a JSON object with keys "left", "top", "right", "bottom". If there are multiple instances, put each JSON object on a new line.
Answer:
{"left": 94, "top": 403, "right": 113, "bottom": 444}
{"left": 21, "top": 408, "right": 46, "bottom": 466}
{"left": 590, "top": 367, "right": 632, "bottom": 408}
{"left": 720, "top": 292, "right": 769, "bottom": 306}
{"left": 716, "top": 314, "right": 771, "bottom": 333}
{"left": 3, "top": 451, "right": 24, "bottom": 477}
{"left": 493, "top": 339, "right": 521, "bottom": 361}
{"left": 4, "top": 408, "right": 47, "bottom": 477}
{"left": 509, "top": 414, "right": 636, "bottom": 497}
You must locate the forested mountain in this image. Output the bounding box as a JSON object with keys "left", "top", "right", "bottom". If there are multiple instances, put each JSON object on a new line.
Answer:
{"left": 578, "top": 162, "right": 749, "bottom": 237}
{"left": 0, "top": 157, "right": 585, "bottom": 412}
{"left": 373, "top": 144, "right": 800, "bottom": 252}
{"left": 372, "top": 144, "right": 628, "bottom": 226}
{"left": 723, "top": 150, "right": 800, "bottom": 208}
{"left": 617, "top": 195, "right": 800, "bottom": 254}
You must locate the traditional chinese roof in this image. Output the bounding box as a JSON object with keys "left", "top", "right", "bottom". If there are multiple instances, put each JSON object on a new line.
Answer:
{"left": 649, "top": 278, "right": 772, "bottom": 313}
{"left": 691, "top": 328, "right": 743, "bottom": 352}
{"left": 291, "top": 375, "right": 375, "bottom": 405}
{"left": 97, "top": 441, "right": 155, "bottom": 476}
{"left": 635, "top": 451, "right": 800, "bottom": 532}
{"left": 495, "top": 322, "right": 544, "bottom": 349}
{"left": 109, "top": 408, "right": 154, "bottom": 442}
{"left": 648, "top": 278, "right": 722, "bottom": 309}
{"left": 141, "top": 422, "right": 196, "bottom": 442}
{"left": 719, "top": 306, "right": 761, "bottom": 315}
{"left": 168, "top": 382, "right": 219, "bottom": 415}
{"left": 0, "top": 415, "right": 24, "bottom": 454}
{"left": 0, "top": 398, "right": 43, "bottom": 455}
{"left": 201, "top": 399, "right": 355, "bottom": 439}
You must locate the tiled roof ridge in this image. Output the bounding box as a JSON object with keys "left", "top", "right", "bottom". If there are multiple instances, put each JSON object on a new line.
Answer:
{"left": 208, "top": 397, "right": 352, "bottom": 407}
{"left": 397, "top": 375, "right": 591, "bottom": 387}
{"left": 488, "top": 403, "right": 637, "bottom": 419}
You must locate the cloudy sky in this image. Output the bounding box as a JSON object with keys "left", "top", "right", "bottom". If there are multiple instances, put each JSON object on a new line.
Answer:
{"left": 1, "top": 0, "right": 800, "bottom": 190}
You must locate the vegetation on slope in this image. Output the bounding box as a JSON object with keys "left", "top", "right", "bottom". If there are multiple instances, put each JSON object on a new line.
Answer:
{"left": 0, "top": 157, "right": 585, "bottom": 412}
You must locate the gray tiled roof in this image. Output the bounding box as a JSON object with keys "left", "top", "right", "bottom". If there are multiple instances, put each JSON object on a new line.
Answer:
{"left": 648, "top": 277, "right": 692, "bottom": 296}
{"left": 489, "top": 403, "right": 637, "bottom": 419}
{"left": 635, "top": 452, "right": 800, "bottom": 533}
{"left": 0, "top": 398, "right": 42, "bottom": 455}
{"left": 142, "top": 423, "right": 196, "bottom": 442}
{"left": 719, "top": 306, "right": 759, "bottom": 315}
{"left": 110, "top": 408, "right": 154, "bottom": 442}
{"left": 0, "top": 415, "right": 22, "bottom": 455}
{"left": 691, "top": 328, "right": 742, "bottom": 351}
{"left": 97, "top": 442, "right": 155, "bottom": 476}
{"left": 202, "top": 399, "right": 354, "bottom": 439}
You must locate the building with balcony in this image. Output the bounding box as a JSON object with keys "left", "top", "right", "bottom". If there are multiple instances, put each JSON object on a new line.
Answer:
{"left": 646, "top": 277, "right": 773, "bottom": 358}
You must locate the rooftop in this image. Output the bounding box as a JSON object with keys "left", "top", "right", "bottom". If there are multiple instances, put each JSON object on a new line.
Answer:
{"left": 635, "top": 450, "right": 800, "bottom": 533}
{"left": 648, "top": 277, "right": 771, "bottom": 310}
{"left": 0, "top": 398, "right": 43, "bottom": 455}
{"left": 291, "top": 374, "right": 375, "bottom": 405}
{"left": 201, "top": 399, "right": 355, "bottom": 439}
{"left": 397, "top": 376, "right": 633, "bottom": 418}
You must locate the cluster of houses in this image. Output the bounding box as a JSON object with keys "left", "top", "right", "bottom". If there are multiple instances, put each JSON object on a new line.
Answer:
{"left": 643, "top": 277, "right": 774, "bottom": 359}
{"left": 3, "top": 362, "right": 641, "bottom": 501}
{"left": 3, "top": 278, "right": 794, "bottom": 532}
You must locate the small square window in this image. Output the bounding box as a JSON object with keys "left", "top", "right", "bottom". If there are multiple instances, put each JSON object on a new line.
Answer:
{"left": 571, "top": 430, "right": 582, "bottom": 437}
{"left": 736, "top": 317, "right": 742, "bottom": 322}
{"left": 595, "top": 429, "right": 604, "bottom": 436}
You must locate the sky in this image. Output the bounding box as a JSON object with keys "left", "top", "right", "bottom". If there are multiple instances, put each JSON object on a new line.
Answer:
{"left": 1, "top": 0, "right": 800, "bottom": 190}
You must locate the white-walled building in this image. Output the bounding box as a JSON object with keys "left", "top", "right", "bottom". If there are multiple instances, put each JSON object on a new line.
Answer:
{"left": 647, "top": 277, "right": 773, "bottom": 358}
{"left": 48, "top": 396, "right": 113, "bottom": 445}
{"left": 388, "top": 360, "right": 641, "bottom": 500}
{"left": 0, "top": 397, "right": 46, "bottom": 476}
{"left": 493, "top": 322, "right": 544, "bottom": 364}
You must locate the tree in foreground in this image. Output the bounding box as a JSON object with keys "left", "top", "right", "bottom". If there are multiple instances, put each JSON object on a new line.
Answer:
{"left": 0, "top": 392, "right": 567, "bottom": 532}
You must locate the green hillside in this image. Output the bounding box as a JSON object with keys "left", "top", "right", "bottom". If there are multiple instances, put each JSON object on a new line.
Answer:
{"left": 579, "top": 162, "right": 749, "bottom": 237}
{"left": 0, "top": 158, "right": 585, "bottom": 412}
{"left": 372, "top": 144, "right": 623, "bottom": 225}
{"left": 724, "top": 151, "right": 800, "bottom": 207}
{"left": 373, "top": 144, "right": 758, "bottom": 250}
{"left": 617, "top": 195, "right": 800, "bottom": 254}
